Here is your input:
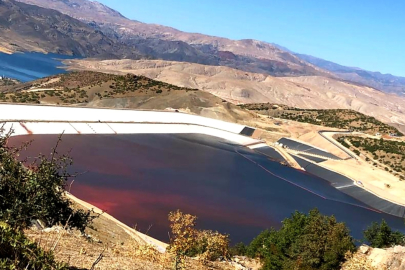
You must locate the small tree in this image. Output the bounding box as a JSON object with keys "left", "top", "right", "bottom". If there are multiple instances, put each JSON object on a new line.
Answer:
{"left": 0, "top": 131, "right": 95, "bottom": 232}
{"left": 168, "top": 210, "right": 230, "bottom": 269}
{"left": 363, "top": 220, "right": 404, "bottom": 248}
{"left": 168, "top": 210, "right": 198, "bottom": 269}
{"left": 247, "top": 209, "right": 355, "bottom": 270}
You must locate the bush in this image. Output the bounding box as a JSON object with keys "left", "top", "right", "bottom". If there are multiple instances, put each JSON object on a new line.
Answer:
{"left": 363, "top": 220, "right": 404, "bottom": 248}
{"left": 230, "top": 242, "right": 248, "bottom": 256}
{"left": 168, "top": 210, "right": 229, "bottom": 269}
{"left": 247, "top": 209, "right": 355, "bottom": 270}
{"left": 0, "top": 222, "right": 67, "bottom": 270}
{"left": 0, "top": 132, "right": 95, "bottom": 232}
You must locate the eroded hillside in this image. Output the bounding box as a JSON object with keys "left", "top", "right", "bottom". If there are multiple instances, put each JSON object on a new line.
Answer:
{"left": 65, "top": 59, "right": 405, "bottom": 134}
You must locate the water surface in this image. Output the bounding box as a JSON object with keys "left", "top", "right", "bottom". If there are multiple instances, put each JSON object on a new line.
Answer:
{"left": 0, "top": 52, "right": 75, "bottom": 82}
{"left": 8, "top": 134, "right": 405, "bottom": 244}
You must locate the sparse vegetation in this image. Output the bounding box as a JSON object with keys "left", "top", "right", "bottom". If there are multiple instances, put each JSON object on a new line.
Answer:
{"left": 338, "top": 136, "right": 405, "bottom": 179}
{"left": 240, "top": 103, "right": 403, "bottom": 136}
{"left": 0, "top": 76, "right": 19, "bottom": 87}
{"left": 0, "top": 71, "right": 198, "bottom": 105}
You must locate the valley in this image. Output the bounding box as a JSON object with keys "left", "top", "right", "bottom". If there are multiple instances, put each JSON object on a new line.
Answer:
{"left": 1, "top": 0, "right": 405, "bottom": 269}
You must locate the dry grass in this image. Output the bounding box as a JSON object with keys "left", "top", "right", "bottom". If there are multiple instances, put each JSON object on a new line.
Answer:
{"left": 24, "top": 208, "right": 248, "bottom": 270}
{"left": 25, "top": 226, "right": 240, "bottom": 270}
{"left": 25, "top": 227, "right": 169, "bottom": 270}
{"left": 341, "top": 251, "right": 378, "bottom": 270}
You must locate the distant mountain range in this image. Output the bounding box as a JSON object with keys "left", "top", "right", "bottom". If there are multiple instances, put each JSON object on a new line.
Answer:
{"left": 295, "top": 54, "right": 405, "bottom": 95}
{"left": 2, "top": 0, "right": 405, "bottom": 96}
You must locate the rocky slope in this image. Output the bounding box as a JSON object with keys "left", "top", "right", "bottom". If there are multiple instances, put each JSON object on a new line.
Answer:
{"left": 15, "top": 0, "right": 332, "bottom": 77}
{"left": 342, "top": 245, "right": 405, "bottom": 270}
{"left": 15, "top": 0, "right": 405, "bottom": 96}
{"left": 66, "top": 59, "right": 405, "bottom": 134}
{"left": 0, "top": 0, "right": 142, "bottom": 58}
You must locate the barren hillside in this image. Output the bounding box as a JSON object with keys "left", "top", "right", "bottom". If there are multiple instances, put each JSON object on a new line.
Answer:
{"left": 66, "top": 59, "right": 405, "bottom": 134}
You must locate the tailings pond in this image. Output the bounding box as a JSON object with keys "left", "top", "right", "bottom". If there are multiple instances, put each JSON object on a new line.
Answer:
{"left": 8, "top": 133, "right": 405, "bottom": 244}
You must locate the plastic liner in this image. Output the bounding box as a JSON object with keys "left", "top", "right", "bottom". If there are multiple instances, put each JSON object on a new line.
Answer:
{"left": 254, "top": 146, "right": 286, "bottom": 162}
{"left": 240, "top": 127, "right": 255, "bottom": 136}
{"left": 293, "top": 155, "right": 405, "bottom": 218}
{"left": 278, "top": 138, "right": 341, "bottom": 160}
{"left": 298, "top": 153, "right": 327, "bottom": 163}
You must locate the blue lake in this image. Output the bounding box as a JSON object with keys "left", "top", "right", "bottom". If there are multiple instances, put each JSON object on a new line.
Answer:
{"left": 0, "top": 52, "right": 76, "bottom": 82}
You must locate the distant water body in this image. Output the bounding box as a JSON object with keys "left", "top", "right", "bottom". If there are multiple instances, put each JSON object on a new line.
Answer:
{"left": 0, "top": 52, "right": 76, "bottom": 82}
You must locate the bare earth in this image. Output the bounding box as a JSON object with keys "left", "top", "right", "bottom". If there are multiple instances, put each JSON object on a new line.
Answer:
{"left": 66, "top": 59, "right": 405, "bottom": 134}
{"left": 0, "top": 44, "right": 13, "bottom": 54}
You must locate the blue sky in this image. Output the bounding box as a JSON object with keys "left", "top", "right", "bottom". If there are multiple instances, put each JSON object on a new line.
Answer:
{"left": 98, "top": 0, "right": 405, "bottom": 76}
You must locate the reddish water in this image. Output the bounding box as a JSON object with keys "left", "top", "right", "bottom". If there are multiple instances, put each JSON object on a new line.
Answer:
{"left": 8, "top": 134, "right": 405, "bottom": 244}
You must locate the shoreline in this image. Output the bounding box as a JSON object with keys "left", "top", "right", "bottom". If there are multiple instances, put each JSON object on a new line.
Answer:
{"left": 65, "top": 192, "right": 168, "bottom": 252}
{"left": 0, "top": 46, "right": 13, "bottom": 55}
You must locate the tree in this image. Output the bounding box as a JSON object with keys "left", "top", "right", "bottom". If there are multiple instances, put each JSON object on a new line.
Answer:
{"left": 363, "top": 220, "right": 404, "bottom": 248}
{"left": 248, "top": 209, "right": 355, "bottom": 270}
{"left": 0, "top": 132, "right": 95, "bottom": 232}
{"left": 0, "top": 222, "right": 67, "bottom": 270}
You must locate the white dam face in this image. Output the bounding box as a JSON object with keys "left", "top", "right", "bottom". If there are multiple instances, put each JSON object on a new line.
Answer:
{"left": 0, "top": 104, "right": 258, "bottom": 145}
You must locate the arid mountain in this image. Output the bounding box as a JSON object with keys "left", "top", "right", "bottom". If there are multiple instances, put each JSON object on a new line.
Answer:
{"left": 65, "top": 59, "right": 405, "bottom": 134}
{"left": 0, "top": 0, "right": 143, "bottom": 58}
{"left": 15, "top": 0, "right": 405, "bottom": 96}
{"left": 296, "top": 54, "right": 405, "bottom": 96}
{"left": 15, "top": 0, "right": 332, "bottom": 77}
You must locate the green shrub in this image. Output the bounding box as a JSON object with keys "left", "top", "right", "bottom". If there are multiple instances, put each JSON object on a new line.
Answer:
{"left": 230, "top": 242, "right": 248, "bottom": 256}
{"left": 363, "top": 220, "right": 404, "bottom": 248}
{"left": 248, "top": 209, "right": 355, "bottom": 270}
{"left": 0, "top": 133, "right": 95, "bottom": 232}
{"left": 0, "top": 222, "right": 67, "bottom": 270}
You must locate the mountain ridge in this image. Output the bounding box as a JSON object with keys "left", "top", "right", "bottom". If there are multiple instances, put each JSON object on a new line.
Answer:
{"left": 14, "top": 0, "right": 405, "bottom": 96}
{"left": 14, "top": 0, "right": 333, "bottom": 78}
{"left": 0, "top": 0, "right": 143, "bottom": 58}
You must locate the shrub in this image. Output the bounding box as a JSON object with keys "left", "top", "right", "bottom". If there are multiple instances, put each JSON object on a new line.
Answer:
{"left": 247, "top": 209, "right": 355, "bottom": 270}
{"left": 0, "top": 132, "right": 95, "bottom": 232}
{"left": 0, "top": 222, "right": 67, "bottom": 270}
{"left": 167, "top": 210, "right": 230, "bottom": 269}
{"left": 191, "top": 230, "right": 230, "bottom": 263}
{"left": 363, "top": 220, "right": 404, "bottom": 248}
{"left": 230, "top": 242, "right": 248, "bottom": 256}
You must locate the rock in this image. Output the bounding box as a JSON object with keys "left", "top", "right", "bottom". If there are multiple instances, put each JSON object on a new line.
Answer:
{"left": 360, "top": 245, "right": 370, "bottom": 254}
{"left": 393, "top": 246, "right": 405, "bottom": 254}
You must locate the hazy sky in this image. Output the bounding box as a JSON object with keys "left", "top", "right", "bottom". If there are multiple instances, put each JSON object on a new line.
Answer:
{"left": 98, "top": 0, "right": 405, "bottom": 76}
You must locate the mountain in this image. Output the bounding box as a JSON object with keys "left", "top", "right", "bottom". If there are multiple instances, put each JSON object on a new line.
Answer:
{"left": 296, "top": 54, "right": 405, "bottom": 96}
{"left": 15, "top": 0, "right": 405, "bottom": 96}
{"left": 66, "top": 58, "right": 405, "bottom": 134}
{"left": 0, "top": 0, "right": 142, "bottom": 58}
{"left": 15, "top": 0, "right": 332, "bottom": 77}
{"left": 6, "top": 0, "right": 405, "bottom": 97}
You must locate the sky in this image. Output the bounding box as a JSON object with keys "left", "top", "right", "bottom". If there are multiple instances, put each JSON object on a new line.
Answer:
{"left": 98, "top": 0, "right": 405, "bottom": 77}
